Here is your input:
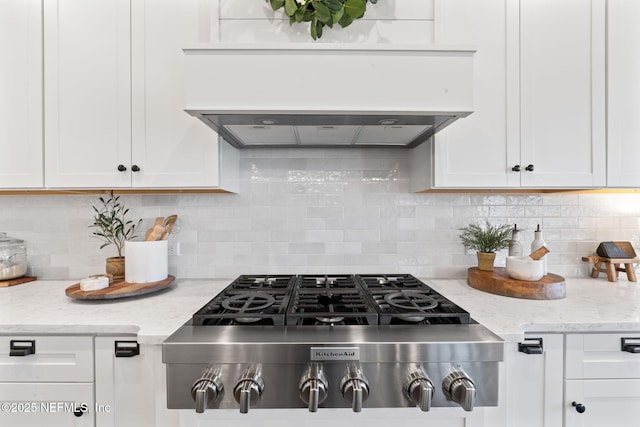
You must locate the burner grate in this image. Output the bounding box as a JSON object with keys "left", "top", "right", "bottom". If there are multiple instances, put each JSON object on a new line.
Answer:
{"left": 370, "top": 289, "right": 471, "bottom": 325}
{"left": 297, "top": 275, "right": 359, "bottom": 290}
{"left": 192, "top": 290, "right": 289, "bottom": 326}
{"left": 357, "top": 274, "right": 425, "bottom": 290}
{"left": 286, "top": 289, "right": 378, "bottom": 325}
{"left": 229, "top": 274, "right": 297, "bottom": 291}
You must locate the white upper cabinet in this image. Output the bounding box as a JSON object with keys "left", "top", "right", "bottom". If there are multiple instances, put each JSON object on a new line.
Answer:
{"left": 430, "top": 0, "right": 512, "bottom": 188}
{"left": 44, "top": 0, "right": 132, "bottom": 188}
{"left": 130, "top": 0, "right": 233, "bottom": 188}
{"left": 606, "top": 0, "right": 640, "bottom": 187}
{"left": 0, "top": 0, "right": 43, "bottom": 188}
{"left": 44, "top": 0, "right": 237, "bottom": 190}
{"left": 421, "top": 0, "right": 606, "bottom": 190}
{"left": 518, "top": 0, "right": 606, "bottom": 188}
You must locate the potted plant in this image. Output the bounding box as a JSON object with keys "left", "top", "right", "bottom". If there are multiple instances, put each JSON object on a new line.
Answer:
{"left": 90, "top": 192, "right": 142, "bottom": 280}
{"left": 459, "top": 221, "right": 512, "bottom": 271}
{"left": 266, "top": 0, "right": 379, "bottom": 40}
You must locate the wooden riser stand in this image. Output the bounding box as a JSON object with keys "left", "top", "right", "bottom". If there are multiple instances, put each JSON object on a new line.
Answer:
{"left": 581, "top": 256, "right": 639, "bottom": 282}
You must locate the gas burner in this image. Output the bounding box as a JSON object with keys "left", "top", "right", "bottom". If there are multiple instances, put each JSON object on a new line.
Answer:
{"left": 314, "top": 316, "right": 345, "bottom": 325}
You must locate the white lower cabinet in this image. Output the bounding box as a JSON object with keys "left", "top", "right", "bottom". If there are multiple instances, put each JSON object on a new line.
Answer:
{"left": 564, "top": 333, "right": 640, "bottom": 427}
{"left": 503, "top": 334, "right": 564, "bottom": 427}
{"left": 0, "top": 335, "right": 95, "bottom": 426}
{"left": 94, "top": 337, "right": 177, "bottom": 427}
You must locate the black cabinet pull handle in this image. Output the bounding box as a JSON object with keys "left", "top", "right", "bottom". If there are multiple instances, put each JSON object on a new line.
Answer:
{"left": 131, "top": 165, "right": 140, "bottom": 172}
{"left": 115, "top": 340, "right": 140, "bottom": 357}
{"left": 518, "top": 337, "right": 543, "bottom": 354}
{"left": 572, "top": 402, "right": 586, "bottom": 413}
{"left": 9, "top": 340, "right": 36, "bottom": 356}
{"left": 511, "top": 165, "right": 521, "bottom": 172}
{"left": 525, "top": 164, "right": 535, "bottom": 172}
{"left": 117, "top": 164, "right": 127, "bottom": 172}
{"left": 621, "top": 337, "right": 640, "bottom": 353}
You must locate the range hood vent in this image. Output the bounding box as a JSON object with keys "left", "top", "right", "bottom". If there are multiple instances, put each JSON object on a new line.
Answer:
{"left": 184, "top": 44, "right": 475, "bottom": 149}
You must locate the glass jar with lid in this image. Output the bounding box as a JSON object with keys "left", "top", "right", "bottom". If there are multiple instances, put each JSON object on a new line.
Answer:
{"left": 0, "top": 232, "right": 28, "bottom": 280}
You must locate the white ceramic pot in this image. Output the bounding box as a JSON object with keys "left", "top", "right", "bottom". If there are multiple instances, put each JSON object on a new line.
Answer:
{"left": 124, "top": 240, "right": 168, "bottom": 283}
{"left": 506, "top": 256, "right": 545, "bottom": 281}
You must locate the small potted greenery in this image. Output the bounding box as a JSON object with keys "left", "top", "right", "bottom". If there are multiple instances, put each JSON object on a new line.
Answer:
{"left": 90, "top": 192, "right": 142, "bottom": 280}
{"left": 459, "top": 221, "right": 512, "bottom": 271}
{"left": 266, "top": 0, "right": 379, "bottom": 40}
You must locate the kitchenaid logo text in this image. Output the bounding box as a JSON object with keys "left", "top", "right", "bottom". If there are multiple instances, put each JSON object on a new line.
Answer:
{"left": 310, "top": 347, "right": 360, "bottom": 361}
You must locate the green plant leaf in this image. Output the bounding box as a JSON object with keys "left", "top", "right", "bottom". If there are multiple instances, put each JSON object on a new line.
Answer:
{"left": 284, "top": 0, "right": 298, "bottom": 16}
{"left": 269, "top": 0, "right": 286, "bottom": 10}
{"left": 338, "top": 11, "right": 354, "bottom": 27}
{"left": 332, "top": 7, "right": 344, "bottom": 24}
{"left": 311, "top": 1, "right": 331, "bottom": 23}
{"left": 294, "top": 7, "right": 306, "bottom": 22}
{"left": 321, "top": 0, "right": 343, "bottom": 13}
{"left": 310, "top": 16, "right": 318, "bottom": 39}
{"left": 344, "top": 0, "right": 366, "bottom": 19}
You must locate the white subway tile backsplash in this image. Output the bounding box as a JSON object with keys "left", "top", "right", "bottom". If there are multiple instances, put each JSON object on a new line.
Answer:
{"left": 3, "top": 149, "right": 640, "bottom": 280}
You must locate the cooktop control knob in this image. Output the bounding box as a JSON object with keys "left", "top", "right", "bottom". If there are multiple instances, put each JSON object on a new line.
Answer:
{"left": 403, "top": 366, "right": 434, "bottom": 412}
{"left": 233, "top": 364, "right": 265, "bottom": 414}
{"left": 442, "top": 368, "right": 476, "bottom": 412}
{"left": 299, "top": 363, "right": 328, "bottom": 412}
{"left": 339, "top": 363, "right": 370, "bottom": 412}
{"left": 191, "top": 366, "right": 224, "bottom": 414}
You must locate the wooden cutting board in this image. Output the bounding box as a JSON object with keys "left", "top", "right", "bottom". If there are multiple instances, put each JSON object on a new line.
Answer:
{"left": 467, "top": 267, "right": 565, "bottom": 300}
{"left": 0, "top": 276, "right": 37, "bottom": 287}
{"left": 65, "top": 275, "right": 175, "bottom": 300}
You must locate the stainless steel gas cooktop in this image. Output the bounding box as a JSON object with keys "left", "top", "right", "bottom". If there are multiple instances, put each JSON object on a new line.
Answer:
{"left": 163, "top": 274, "right": 503, "bottom": 414}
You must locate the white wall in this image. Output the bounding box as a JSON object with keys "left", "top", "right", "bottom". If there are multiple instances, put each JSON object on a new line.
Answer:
{"left": 2, "top": 147, "right": 640, "bottom": 280}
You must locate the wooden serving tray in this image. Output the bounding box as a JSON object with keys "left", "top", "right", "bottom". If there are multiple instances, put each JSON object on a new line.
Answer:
{"left": 467, "top": 267, "right": 565, "bottom": 300}
{"left": 0, "top": 276, "right": 37, "bottom": 287}
{"left": 65, "top": 275, "right": 175, "bottom": 300}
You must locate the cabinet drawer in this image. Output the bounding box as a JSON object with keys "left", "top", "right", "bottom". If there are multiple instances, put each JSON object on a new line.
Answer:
{"left": 565, "top": 333, "right": 640, "bottom": 379}
{"left": 0, "top": 336, "right": 94, "bottom": 382}
{"left": 0, "top": 382, "right": 94, "bottom": 426}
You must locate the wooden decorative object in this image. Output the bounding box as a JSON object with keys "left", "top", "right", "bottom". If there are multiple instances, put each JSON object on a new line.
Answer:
{"left": 65, "top": 275, "right": 175, "bottom": 300}
{"left": 0, "top": 276, "right": 37, "bottom": 287}
{"left": 467, "top": 267, "right": 566, "bottom": 300}
{"left": 581, "top": 256, "right": 639, "bottom": 282}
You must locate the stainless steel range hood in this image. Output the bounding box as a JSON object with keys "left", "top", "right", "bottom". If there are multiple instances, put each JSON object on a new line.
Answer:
{"left": 184, "top": 44, "right": 475, "bottom": 149}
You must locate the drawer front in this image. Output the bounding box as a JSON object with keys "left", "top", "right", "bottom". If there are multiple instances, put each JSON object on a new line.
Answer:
{"left": 565, "top": 333, "right": 640, "bottom": 380}
{"left": 0, "top": 336, "right": 94, "bottom": 382}
{"left": 0, "top": 382, "right": 94, "bottom": 426}
{"left": 564, "top": 379, "right": 640, "bottom": 427}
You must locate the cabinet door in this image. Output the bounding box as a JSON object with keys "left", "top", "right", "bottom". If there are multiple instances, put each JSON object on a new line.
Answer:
{"left": 504, "top": 334, "right": 564, "bottom": 427}
{"left": 95, "top": 338, "right": 178, "bottom": 427}
{"left": 0, "top": 382, "right": 94, "bottom": 426}
{"left": 432, "top": 0, "right": 517, "bottom": 188}
{"left": 519, "top": 0, "right": 606, "bottom": 188}
{"left": 44, "top": 0, "right": 132, "bottom": 188}
{"left": 130, "top": 0, "right": 222, "bottom": 188}
{"left": 564, "top": 379, "right": 640, "bottom": 427}
{"left": 607, "top": 0, "right": 640, "bottom": 187}
{"left": 0, "top": 0, "right": 43, "bottom": 188}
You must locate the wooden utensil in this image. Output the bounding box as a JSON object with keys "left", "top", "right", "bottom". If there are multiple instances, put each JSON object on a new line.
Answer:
{"left": 160, "top": 215, "right": 178, "bottom": 240}
{"left": 529, "top": 246, "right": 549, "bottom": 260}
{"left": 145, "top": 217, "right": 165, "bottom": 241}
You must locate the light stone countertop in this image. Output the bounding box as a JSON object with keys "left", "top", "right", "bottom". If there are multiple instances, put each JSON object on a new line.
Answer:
{"left": 1, "top": 276, "right": 640, "bottom": 344}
